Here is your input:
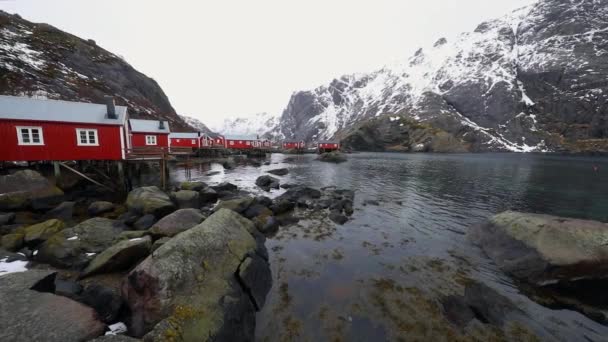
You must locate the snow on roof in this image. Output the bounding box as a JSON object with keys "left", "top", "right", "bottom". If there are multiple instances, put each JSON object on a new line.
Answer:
{"left": 224, "top": 134, "right": 259, "bottom": 141}
{"left": 169, "top": 132, "right": 200, "bottom": 139}
{"left": 0, "top": 95, "right": 127, "bottom": 125}
{"left": 318, "top": 140, "right": 340, "bottom": 144}
{"left": 129, "top": 119, "right": 170, "bottom": 133}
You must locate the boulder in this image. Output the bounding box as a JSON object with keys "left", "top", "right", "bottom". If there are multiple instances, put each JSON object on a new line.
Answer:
{"left": 122, "top": 209, "right": 270, "bottom": 340}
{"left": 237, "top": 255, "right": 272, "bottom": 309}
{"left": 133, "top": 214, "right": 156, "bottom": 231}
{"left": 199, "top": 188, "right": 219, "bottom": 205}
{"left": 243, "top": 204, "right": 273, "bottom": 220}
{"left": 1, "top": 233, "right": 24, "bottom": 252}
{"left": 88, "top": 201, "right": 116, "bottom": 216}
{"left": 254, "top": 196, "right": 273, "bottom": 208}
{"left": 115, "top": 231, "right": 149, "bottom": 242}
{"left": 270, "top": 199, "right": 295, "bottom": 215}
{"left": 0, "top": 170, "right": 64, "bottom": 211}
{"left": 180, "top": 181, "right": 207, "bottom": 192}
{"left": 54, "top": 278, "right": 83, "bottom": 299}
{"left": 253, "top": 215, "right": 279, "bottom": 235}
{"left": 126, "top": 186, "right": 175, "bottom": 218}
{"left": 266, "top": 168, "right": 289, "bottom": 176}
{"left": 214, "top": 197, "right": 254, "bottom": 214}
{"left": 0, "top": 270, "right": 105, "bottom": 341}
{"left": 148, "top": 209, "right": 205, "bottom": 238}
{"left": 81, "top": 236, "right": 152, "bottom": 278}
{"left": 118, "top": 211, "right": 140, "bottom": 226}
{"left": 151, "top": 237, "right": 170, "bottom": 252}
{"left": 23, "top": 219, "right": 65, "bottom": 246}
{"left": 42, "top": 201, "right": 75, "bottom": 222}
{"left": 37, "top": 218, "right": 127, "bottom": 269}
{"left": 470, "top": 211, "right": 608, "bottom": 285}
{"left": 316, "top": 152, "right": 347, "bottom": 163}
{"left": 329, "top": 211, "right": 348, "bottom": 225}
{"left": 277, "top": 186, "right": 322, "bottom": 203}
{"left": 255, "top": 175, "right": 280, "bottom": 191}
{"left": 80, "top": 283, "right": 125, "bottom": 323}
{"left": 0, "top": 212, "right": 16, "bottom": 226}
{"left": 91, "top": 335, "right": 139, "bottom": 342}
{"left": 205, "top": 171, "right": 221, "bottom": 176}
{"left": 211, "top": 182, "right": 238, "bottom": 192}
{"left": 171, "top": 190, "right": 200, "bottom": 209}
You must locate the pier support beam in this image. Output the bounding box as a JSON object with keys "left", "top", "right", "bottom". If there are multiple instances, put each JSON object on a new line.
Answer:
{"left": 53, "top": 161, "right": 61, "bottom": 185}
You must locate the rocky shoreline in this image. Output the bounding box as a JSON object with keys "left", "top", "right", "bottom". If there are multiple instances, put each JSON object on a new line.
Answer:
{"left": 0, "top": 168, "right": 357, "bottom": 341}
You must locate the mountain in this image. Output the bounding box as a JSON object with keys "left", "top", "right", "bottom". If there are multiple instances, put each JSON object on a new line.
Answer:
{"left": 0, "top": 10, "right": 195, "bottom": 132}
{"left": 274, "top": 0, "right": 608, "bottom": 152}
{"left": 180, "top": 115, "right": 214, "bottom": 134}
{"left": 210, "top": 112, "right": 282, "bottom": 139}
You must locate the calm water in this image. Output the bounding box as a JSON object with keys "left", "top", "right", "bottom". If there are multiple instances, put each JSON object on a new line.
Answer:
{"left": 169, "top": 153, "right": 608, "bottom": 341}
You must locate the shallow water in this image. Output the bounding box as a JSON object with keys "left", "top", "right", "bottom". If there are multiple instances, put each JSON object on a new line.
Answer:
{"left": 169, "top": 153, "right": 608, "bottom": 341}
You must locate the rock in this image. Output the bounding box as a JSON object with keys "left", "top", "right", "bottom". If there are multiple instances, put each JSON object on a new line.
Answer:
{"left": 277, "top": 186, "right": 322, "bottom": 203}
{"left": 263, "top": 161, "right": 271, "bottom": 166}
{"left": 0, "top": 270, "right": 105, "bottom": 341}
{"left": 1, "top": 233, "right": 23, "bottom": 252}
{"left": 17, "top": 247, "right": 34, "bottom": 259}
{"left": 81, "top": 283, "right": 125, "bottom": 323}
{"left": 37, "top": 218, "right": 127, "bottom": 269}
{"left": 276, "top": 214, "right": 300, "bottom": 226}
{"left": 211, "top": 182, "right": 238, "bottom": 192}
{"left": 54, "top": 278, "right": 83, "bottom": 299}
{"left": 255, "top": 175, "right": 280, "bottom": 191}
{"left": 199, "top": 187, "right": 219, "bottom": 205}
{"left": 317, "top": 152, "right": 347, "bottom": 163}
{"left": 151, "top": 237, "right": 170, "bottom": 252}
{"left": 470, "top": 211, "right": 608, "bottom": 285}
{"left": 0, "top": 170, "right": 64, "bottom": 211}
{"left": 126, "top": 186, "right": 176, "bottom": 218}
{"left": 206, "top": 171, "right": 221, "bottom": 176}
{"left": 270, "top": 199, "right": 295, "bottom": 215}
{"left": 329, "top": 211, "right": 348, "bottom": 225}
{"left": 122, "top": 209, "right": 269, "bottom": 340}
{"left": 133, "top": 214, "right": 156, "bottom": 231}
{"left": 148, "top": 209, "right": 205, "bottom": 238}
{"left": 237, "top": 255, "right": 272, "bottom": 309}
{"left": 243, "top": 204, "right": 273, "bottom": 220}
{"left": 90, "top": 334, "right": 139, "bottom": 342}
{"left": 0, "top": 212, "right": 16, "bottom": 225}
{"left": 363, "top": 199, "right": 380, "bottom": 206}
{"left": 280, "top": 184, "right": 294, "bottom": 189}
{"left": 171, "top": 190, "right": 200, "bottom": 209}
{"left": 214, "top": 197, "right": 254, "bottom": 214}
{"left": 180, "top": 181, "right": 207, "bottom": 191}
{"left": 253, "top": 215, "right": 279, "bottom": 235}
{"left": 42, "top": 201, "right": 75, "bottom": 222}
{"left": 88, "top": 201, "right": 116, "bottom": 216}
{"left": 118, "top": 211, "right": 140, "bottom": 226}
{"left": 254, "top": 196, "right": 273, "bottom": 208}
{"left": 267, "top": 168, "right": 289, "bottom": 176}
{"left": 81, "top": 236, "right": 152, "bottom": 278}
{"left": 23, "top": 219, "right": 65, "bottom": 246}
{"left": 115, "top": 231, "right": 149, "bottom": 241}
{"left": 0, "top": 223, "right": 23, "bottom": 236}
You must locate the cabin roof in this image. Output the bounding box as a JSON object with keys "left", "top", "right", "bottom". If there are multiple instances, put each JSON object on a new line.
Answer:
{"left": 224, "top": 134, "right": 258, "bottom": 141}
{"left": 318, "top": 140, "right": 340, "bottom": 144}
{"left": 0, "top": 95, "right": 128, "bottom": 125}
{"left": 169, "top": 132, "right": 200, "bottom": 139}
{"left": 129, "top": 119, "right": 170, "bottom": 133}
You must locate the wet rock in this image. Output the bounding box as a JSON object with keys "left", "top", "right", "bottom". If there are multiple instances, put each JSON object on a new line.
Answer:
{"left": 277, "top": 186, "right": 322, "bottom": 203}
{"left": 363, "top": 199, "right": 380, "bottom": 206}
{"left": 23, "top": 219, "right": 65, "bottom": 246}
{"left": 0, "top": 212, "right": 16, "bottom": 226}
{"left": 54, "top": 278, "right": 83, "bottom": 299}
{"left": 329, "top": 211, "right": 348, "bottom": 225}
{"left": 17, "top": 247, "right": 34, "bottom": 259}
{"left": 0, "top": 270, "right": 105, "bottom": 341}
{"left": 81, "top": 283, "right": 124, "bottom": 323}
{"left": 88, "top": 201, "right": 116, "bottom": 216}
{"left": 199, "top": 187, "right": 219, "bottom": 205}
{"left": 243, "top": 204, "right": 273, "bottom": 220}
{"left": 133, "top": 214, "right": 156, "bottom": 231}
{"left": 255, "top": 175, "right": 280, "bottom": 191}
{"left": 81, "top": 236, "right": 152, "bottom": 278}
{"left": 171, "top": 190, "right": 200, "bottom": 209}
{"left": 1, "top": 233, "right": 24, "bottom": 251}
{"left": 212, "top": 182, "right": 238, "bottom": 192}
{"left": 317, "top": 151, "right": 347, "bottom": 163}
{"left": 277, "top": 214, "right": 300, "bottom": 226}
{"left": 206, "top": 171, "right": 221, "bottom": 176}
{"left": 42, "top": 201, "right": 75, "bottom": 222}
{"left": 0, "top": 170, "right": 64, "bottom": 211}
{"left": 180, "top": 181, "right": 207, "bottom": 192}
{"left": 37, "top": 217, "right": 127, "bottom": 269}
{"left": 151, "top": 237, "right": 170, "bottom": 252}
{"left": 263, "top": 161, "right": 271, "bottom": 166}
{"left": 214, "top": 197, "right": 254, "bottom": 214}
{"left": 238, "top": 255, "right": 272, "bottom": 309}
{"left": 222, "top": 160, "right": 235, "bottom": 170}
{"left": 254, "top": 196, "right": 273, "bottom": 208}
{"left": 126, "top": 186, "right": 175, "bottom": 218}
{"left": 270, "top": 199, "right": 295, "bottom": 215}
{"left": 148, "top": 209, "right": 205, "bottom": 238}
{"left": 267, "top": 168, "right": 289, "bottom": 176}
{"left": 122, "top": 209, "right": 269, "bottom": 340}
{"left": 253, "top": 215, "right": 279, "bottom": 235}
{"left": 471, "top": 211, "right": 608, "bottom": 285}
{"left": 280, "top": 183, "right": 294, "bottom": 189}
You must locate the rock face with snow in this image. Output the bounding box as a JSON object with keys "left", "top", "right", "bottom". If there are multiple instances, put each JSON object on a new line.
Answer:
{"left": 180, "top": 115, "right": 214, "bottom": 134}
{"left": 211, "top": 112, "right": 281, "bottom": 139}
{"left": 274, "top": 0, "right": 608, "bottom": 152}
{"left": 0, "top": 11, "right": 194, "bottom": 131}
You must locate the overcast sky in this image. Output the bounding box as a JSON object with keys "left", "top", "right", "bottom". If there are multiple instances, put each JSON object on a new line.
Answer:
{"left": 2, "top": 0, "right": 536, "bottom": 126}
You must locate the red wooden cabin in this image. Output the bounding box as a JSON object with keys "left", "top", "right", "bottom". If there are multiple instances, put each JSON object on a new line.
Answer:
{"left": 128, "top": 119, "right": 170, "bottom": 149}
{"left": 283, "top": 141, "right": 305, "bottom": 150}
{"left": 224, "top": 135, "right": 260, "bottom": 149}
{"left": 169, "top": 132, "right": 201, "bottom": 149}
{"left": 261, "top": 139, "right": 272, "bottom": 149}
{"left": 208, "top": 134, "right": 225, "bottom": 148}
{"left": 0, "top": 95, "right": 128, "bottom": 161}
{"left": 317, "top": 140, "right": 340, "bottom": 153}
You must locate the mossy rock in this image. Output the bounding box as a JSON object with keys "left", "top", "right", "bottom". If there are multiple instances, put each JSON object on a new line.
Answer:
{"left": 180, "top": 182, "right": 207, "bottom": 191}
{"left": 23, "top": 219, "right": 65, "bottom": 245}
{"left": 126, "top": 186, "right": 176, "bottom": 217}
{"left": 1, "top": 233, "right": 24, "bottom": 252}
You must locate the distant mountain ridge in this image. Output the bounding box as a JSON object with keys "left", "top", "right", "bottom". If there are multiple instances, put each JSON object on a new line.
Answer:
{"left": 210, "top": 112, "right": 281, "bottom": 139}
{"left": 0, "top": 10, "right": 195, "bottom": 132}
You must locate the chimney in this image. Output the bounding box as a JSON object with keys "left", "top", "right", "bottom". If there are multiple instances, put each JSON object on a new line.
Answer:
{"left": 159, "top": 120, "right": 165, "bottom": 130}
{"left": 105, "top": 96, "right": 117, "bottom": 119}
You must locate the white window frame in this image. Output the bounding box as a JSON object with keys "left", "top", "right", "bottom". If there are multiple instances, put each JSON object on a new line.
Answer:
{"left": 16, "top": 126, "right": 44, "bottom": 146}
{"left": 76, "top": 128, "right": 99, "bottom": 146}
{"left": 146, "top": 135, "right": 157, "bottom": 146}
{"left": 176, "top": 139, "right": 181, "bottom": 143}
{"left": 229, "top": 140, "right": 234, "bottom": 146}
{"left": 246, "top": 141, "right": 251, "bottom": 146}
{"left": 191, "top": 139, "right": 196, "bottom": 144}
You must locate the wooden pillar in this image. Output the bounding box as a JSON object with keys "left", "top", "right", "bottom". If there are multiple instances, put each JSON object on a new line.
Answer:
{"left": 53, "top": 161, "right": 61, "bottom": 185}
{"left": 117, "top": 161, "right": 125, "bottom": 191}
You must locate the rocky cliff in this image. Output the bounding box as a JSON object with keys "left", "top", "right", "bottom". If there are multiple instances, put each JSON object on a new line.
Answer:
{"left": 274, "top": 0, "right": 608, "bottom": 152}
{"left": 0, "top": 10, "right": 195, "bottom": 132}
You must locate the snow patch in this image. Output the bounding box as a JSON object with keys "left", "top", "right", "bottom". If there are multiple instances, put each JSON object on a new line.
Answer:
{"left": 0, "top": 258, "right": 28, "bottom": 277}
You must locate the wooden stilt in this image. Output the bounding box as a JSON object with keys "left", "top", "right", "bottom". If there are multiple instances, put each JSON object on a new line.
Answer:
{"left": 58, "top": 162, "right": 114, "bottom": 192}
{"left": 53, "top": 161, "right": 61, "bottom": 185}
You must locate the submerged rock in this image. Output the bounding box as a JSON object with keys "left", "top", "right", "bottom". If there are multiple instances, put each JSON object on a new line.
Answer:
{"left": 317, "top": 152, "right": 347, "bottom": 163}
{"left": 148, "top": 209, "right": 205, "bottom": 238}
{"left": 0, "top": 170, "right": 64, "bottom": 211}
{"left": 267, "top": 168, "right": 289, "bottom": 176}
{"left": 470, "top": 211, "right": 608, "bottom": 285}
{"left": 255, "top": 175, "right": 280, "bottom": 191}
{"left": 122, "top": 209, "right": 270, "bottom": 340}
{"left": 126, "top": 186, "right": 175, "bottom": 218}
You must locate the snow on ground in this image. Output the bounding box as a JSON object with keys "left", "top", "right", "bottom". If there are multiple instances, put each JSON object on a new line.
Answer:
{"left": 0, "top": 258, "right": 29, "bottom": 277}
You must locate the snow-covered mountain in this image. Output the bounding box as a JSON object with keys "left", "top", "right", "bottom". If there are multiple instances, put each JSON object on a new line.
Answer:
{"left": 210, "top": 112, "right": 281, "bottom": 139}
{"left": 274, "top": 0, "right": 608, "bottom": 152}
{"left": 180, "top": 115, "right": 213, "bottom": 134}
